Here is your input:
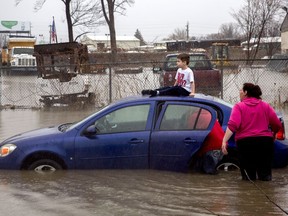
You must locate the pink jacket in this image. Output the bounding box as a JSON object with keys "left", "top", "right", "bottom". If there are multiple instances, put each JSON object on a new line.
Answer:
{"left": 228, "top": 97, "right": 282, "bottom": 141}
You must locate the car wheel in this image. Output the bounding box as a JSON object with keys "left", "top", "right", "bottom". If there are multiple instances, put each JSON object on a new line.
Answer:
{"left": 216, "top": 157, "right": 240, "bottom": 171}
{"left": 217, "top": 162, "right": 240, "bottom": 171}
{"left": 28, "top": 159, "right": 62, "bottom": 174}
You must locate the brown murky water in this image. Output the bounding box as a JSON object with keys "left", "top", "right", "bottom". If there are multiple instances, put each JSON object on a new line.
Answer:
{"left": 1, "top": 108, "right": 288, "bottom": 216}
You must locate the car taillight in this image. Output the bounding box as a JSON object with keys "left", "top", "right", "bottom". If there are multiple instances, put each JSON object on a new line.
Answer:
{"left": 276, "top": 128, "right": 285, "bottom": 140}
{"left": 168, "top": 74, "right": 173, "bottom": 82}
{"left": 276, "top": 123, "right": 285, "bottom": 140}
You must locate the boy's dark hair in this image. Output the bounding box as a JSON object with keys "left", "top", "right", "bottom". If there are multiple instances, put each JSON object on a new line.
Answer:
{"left": 177, "top": 53, "right": 190, "bottom": 65}
{"left": 243, "top": 83, "right": 262, "bottom": 99}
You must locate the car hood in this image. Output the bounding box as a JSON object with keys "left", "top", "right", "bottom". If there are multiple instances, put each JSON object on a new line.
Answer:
{"left": 1, "top": 125, "right": 62, "bottom": 144}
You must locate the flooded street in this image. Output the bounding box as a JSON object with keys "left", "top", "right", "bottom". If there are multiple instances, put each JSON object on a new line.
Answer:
{"left": 0, "top": 168, "right": 287, "bottom": 216}
{"left": 1, "top": 108, "right": 288, "bottom": 215}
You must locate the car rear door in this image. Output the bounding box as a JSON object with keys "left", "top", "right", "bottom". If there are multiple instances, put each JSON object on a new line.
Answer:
{"left": 149, "top": 102, "right": 217, "bottom": 172}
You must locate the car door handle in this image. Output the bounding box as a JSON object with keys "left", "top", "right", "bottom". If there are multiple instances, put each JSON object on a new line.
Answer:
{"left": 184, "top": 138, "right": 197, "bottom": 144}
{"left": 129, "top": 138, "right": 144, "bottom": 144}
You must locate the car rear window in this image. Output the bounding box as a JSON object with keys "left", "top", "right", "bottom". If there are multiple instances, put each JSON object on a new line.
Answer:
{"left": 164, "top": 54, "right": 212, "bottom": 70}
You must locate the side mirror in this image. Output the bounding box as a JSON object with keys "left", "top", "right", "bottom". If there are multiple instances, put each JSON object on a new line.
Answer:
{"left": 153, "top": 67, "right": 162, "bottom": 73}
{"left": 83, "top": 125, "right": 97, "bottom": 136}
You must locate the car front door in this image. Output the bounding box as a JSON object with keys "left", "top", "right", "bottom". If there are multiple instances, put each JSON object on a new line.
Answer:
{"left": 149, "top": 102, "right": 217, "bottom": 172}
{"left": 74, "top": 102, "right": 154, "bottom": 169}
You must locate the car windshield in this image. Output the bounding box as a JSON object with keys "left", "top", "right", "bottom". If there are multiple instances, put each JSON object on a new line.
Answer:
{"left": 65, "top": 105, "right": 110, "bottom": 132}
{"left": 165, "top": 54, "right": 212, "bottom": 70}
{"left": 13, "top": 47, "right": 34, "bottom": 55}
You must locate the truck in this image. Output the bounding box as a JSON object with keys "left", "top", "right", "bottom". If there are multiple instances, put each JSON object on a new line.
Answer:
{"left": 1, "top": 35, "right": 37, "bottom": 75}
{"left": 211, "top": 42, "right": 231, "bottom": 67}
{"left": 153, "top": 53, "right": 221, "bottom": 96}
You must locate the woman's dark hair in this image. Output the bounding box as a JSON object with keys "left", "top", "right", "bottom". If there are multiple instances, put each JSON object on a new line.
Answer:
{"left": 243, "top": 83, "right": 262, "bottom": 99}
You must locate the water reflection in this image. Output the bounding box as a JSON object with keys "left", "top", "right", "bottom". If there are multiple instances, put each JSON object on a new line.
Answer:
{"left": 0, "top": 108, "right": 96, "bottom": 140}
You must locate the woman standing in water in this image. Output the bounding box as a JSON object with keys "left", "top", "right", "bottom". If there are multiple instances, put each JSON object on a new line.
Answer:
{"left": 222, "top": 83, "right": 282, "bottom": 181}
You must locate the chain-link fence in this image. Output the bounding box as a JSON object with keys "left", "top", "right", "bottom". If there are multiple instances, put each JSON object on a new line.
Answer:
{"left": 1, "top": 58, "right": 288, "bottom": 110}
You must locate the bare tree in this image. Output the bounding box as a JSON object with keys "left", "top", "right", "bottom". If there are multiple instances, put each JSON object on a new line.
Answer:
{"left": 0, "top": 34, "right": 7, "bottom": 48}
{"left": 134, "top": 29, "right": 146, "bottom": 46}
{"left": 70, "top": 0, "right": 104, "bottom": 41}
{"left": 15, "top": 0, "right": 103, "bottom": 42}
{"left": 200, "top": 33, "right": 221, "bottom": 40}
{"left": 218, "top": 23, "right": 241, "bottom": 39}
{"left": 262, "top": 20, "right": 282, "bottom": 57}
{"left": 100, "top": 0, "right": 134, "bottom": 59}
{"left": 164, "top": 28, "right": 187, "bottom": 40}
{"left": 198, "top": 23, "right": 240, "bottom": 40}
{"left": 232, "top": 0, "right": 284, "bottom": 61}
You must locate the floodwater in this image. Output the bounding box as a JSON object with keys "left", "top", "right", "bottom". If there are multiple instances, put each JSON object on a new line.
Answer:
{"left": 1, "top": 108, "right": 288, "bottom": 216}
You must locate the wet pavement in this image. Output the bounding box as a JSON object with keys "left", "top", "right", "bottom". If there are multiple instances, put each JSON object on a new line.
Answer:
{"left": 0, "top": 109, "right": 288, "bottom": 216}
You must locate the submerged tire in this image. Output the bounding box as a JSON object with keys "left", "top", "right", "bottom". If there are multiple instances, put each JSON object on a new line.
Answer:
{"left": 217, "top": 161, "right": 240, "bottom": 171}
{"left": 217, "top": 157, "right": 240, "bottom": 171}
{"left": 217, "top": 148, "right": 240, "bottom": 171}
{"left": 27, "top": 159, "right": 63, "bottom": 173}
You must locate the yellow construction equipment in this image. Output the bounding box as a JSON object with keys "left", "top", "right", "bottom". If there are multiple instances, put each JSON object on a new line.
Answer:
{"left": 211, "top": 42, "right": 231, "bottom": 67}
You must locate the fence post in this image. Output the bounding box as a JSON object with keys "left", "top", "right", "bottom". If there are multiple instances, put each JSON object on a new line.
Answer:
{"left": 0, "top": 72, "right": 1, "bottom": 107}
{"left": 219, "top": 45, "right": 224, "bottom": 99}
{"left": 220, "top": 58, "right": 224, "bottom": 99}
{"left": 109, "top": 66, "right": 112, "bottom": 103}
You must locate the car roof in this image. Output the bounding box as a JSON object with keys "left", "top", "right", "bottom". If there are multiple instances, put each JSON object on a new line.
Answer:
{"left": 112, "top": 94, "right": 233, "bottom": 108}
{"left": 71, "top": 94, "right": 232, "bottom": 131}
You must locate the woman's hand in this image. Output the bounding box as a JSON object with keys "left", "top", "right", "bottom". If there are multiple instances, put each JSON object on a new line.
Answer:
{"left": 222, "top": 141, "right": 228, "bottom": 155}
{"left": 222, "top": 128, "right": 233, "bottom": 155}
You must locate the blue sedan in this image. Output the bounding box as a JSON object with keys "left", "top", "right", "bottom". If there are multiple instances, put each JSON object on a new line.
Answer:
{"left": 0, "top": 94, "right": 287, "bottom": 173}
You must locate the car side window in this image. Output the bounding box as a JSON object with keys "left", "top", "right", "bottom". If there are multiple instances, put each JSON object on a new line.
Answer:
{"left": 166, "top": 56, "right": 177, "bottom": 69}
{"left": 94, "top": 104, "right": 150, "bottom": 134}
{"left": 160, "top": 104, "right": 202, "bottom": 131}
{"left": 193, "top": 108, "right": 212, "bottom": 130}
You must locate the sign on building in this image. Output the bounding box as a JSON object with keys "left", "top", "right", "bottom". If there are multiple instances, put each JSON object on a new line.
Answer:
{"left": 0, "top": 20, "right": 31, "bottom": 33}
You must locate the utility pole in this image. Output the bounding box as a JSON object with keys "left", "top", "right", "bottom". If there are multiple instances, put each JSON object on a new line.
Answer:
{"left": 186, "top": 22, "right": 189, "bottom": 41}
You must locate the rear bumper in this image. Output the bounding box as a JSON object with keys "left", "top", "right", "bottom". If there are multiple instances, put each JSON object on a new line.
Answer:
{"left": 273, "top": 139, "right": 288, "bottom": 168}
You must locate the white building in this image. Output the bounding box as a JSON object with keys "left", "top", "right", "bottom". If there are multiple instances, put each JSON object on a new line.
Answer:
{"left": 153, "top": 41, "right": 167, "bottom": 52}
{"left": 281, "top": 13, "right": 288, "bottom": 53}
{"left": 81, "top": 35, "right": 140, "bottom": 52}
{"left": 241, "top": 37, "right": 281, "bottom": 51}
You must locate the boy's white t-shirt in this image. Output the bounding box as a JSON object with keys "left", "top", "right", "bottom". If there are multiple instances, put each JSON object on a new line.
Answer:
{"left": 175, "top": 67, "right": 194, "bottom": 92}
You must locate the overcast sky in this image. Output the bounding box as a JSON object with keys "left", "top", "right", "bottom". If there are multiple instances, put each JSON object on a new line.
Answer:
{"left": 0, "top": 0, "right": 245, "bottom": 43}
